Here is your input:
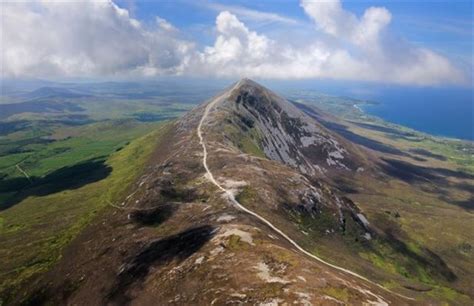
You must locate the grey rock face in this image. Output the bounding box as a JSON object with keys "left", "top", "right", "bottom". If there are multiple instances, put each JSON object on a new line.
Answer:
{"left": 211, "top": 78, "right": 357, "bottom": 176}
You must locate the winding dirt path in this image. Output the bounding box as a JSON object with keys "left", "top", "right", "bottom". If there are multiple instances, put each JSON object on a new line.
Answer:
{"left": 197, "top": 83, "right": 415, "bottom": 303}
{"left": 16, "top": 164, "right": 31, "bottom": 182}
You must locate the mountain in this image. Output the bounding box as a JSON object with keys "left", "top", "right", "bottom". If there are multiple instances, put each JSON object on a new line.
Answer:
{"left": 0, "top": 79, "right": 57, "bottom": 95}
{"left": 11, "top": 79, "right": 470, "bottom": 305}
{"left": 0, "top": 86, "right": 91, "bottom": 120}
{"left": 22, "top": 87, "right": 91, "bottom": 100}
{"left": 212, "top": 79, "right": 368, "bottom": 176}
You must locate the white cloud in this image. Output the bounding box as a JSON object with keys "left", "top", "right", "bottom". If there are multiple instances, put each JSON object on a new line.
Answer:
{"left": 0, "top": 0, "right": 466, "bottom": 85}
{"left": 188, "top": 1, "right": 464, "bottom": 85}
{"left": 1, "top": 0, "right": 193, "bottom": 78}
{"left": 300, "top": 0, "right": 391, "bottom": 47}
{"left": 200, "top": 11, "right": 272, "bottom": 65}
{"left": 297, "top": 0, "right": 465, "bottom": 84}
{"left": 205, "top": 2, "right": 299, "bottom": 26}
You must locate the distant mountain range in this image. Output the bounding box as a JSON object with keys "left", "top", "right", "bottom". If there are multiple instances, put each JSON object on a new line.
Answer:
{"left": 22, "top": 87, "right": 91, "bottom": 100}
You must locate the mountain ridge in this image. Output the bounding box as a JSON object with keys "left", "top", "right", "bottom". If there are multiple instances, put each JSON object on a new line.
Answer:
{"left": 197, "top": 78, "right": 413, "bottom": 301}
{"left": 10, "top": 79, "right": 470, "bottom": 305}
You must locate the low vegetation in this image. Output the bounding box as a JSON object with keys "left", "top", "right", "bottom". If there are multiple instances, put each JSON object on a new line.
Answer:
{"left": 0, "top": 123, "right": 167, "bottom": 302}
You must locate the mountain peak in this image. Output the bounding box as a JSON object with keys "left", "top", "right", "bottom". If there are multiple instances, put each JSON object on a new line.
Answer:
{"left": 238, "top": 77, "right": 253, "bottom": 84}
{"left": 204, "top": 77, "right": 362, "bottom": 177}
{"left": 233, "top": 78, "right": 262, "bottom": 91}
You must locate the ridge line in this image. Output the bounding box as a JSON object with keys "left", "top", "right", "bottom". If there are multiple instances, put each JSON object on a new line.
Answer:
{"left": 196, "top": 84, "right": 414, "bottom": 303}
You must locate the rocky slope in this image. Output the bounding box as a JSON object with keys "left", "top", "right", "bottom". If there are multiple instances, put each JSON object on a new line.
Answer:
{"left": 15, "top": 79, "right": 465, "bottom": 305}
{"left": 210, "top": 79, "right": 368, "bottom": 176}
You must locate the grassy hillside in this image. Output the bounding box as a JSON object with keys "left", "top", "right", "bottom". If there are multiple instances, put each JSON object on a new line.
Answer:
{"left": 288, "top": 97, "right": 474, "bottom": 303}
{"left": 0, "top": 83, "right": 190, "bottom": 303}
{"left": 0, "top": 119, "right": 162, "bottom": 208}
{"left": 0, "top": 123, "right": 169, "bottom": 303}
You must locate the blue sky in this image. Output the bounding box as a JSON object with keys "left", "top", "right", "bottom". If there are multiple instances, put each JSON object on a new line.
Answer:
{"left": 2, "top": 0, "right": 472, "bottom": 86}
{"left": 122, "top": 0, "right": 472, "bottom": 66}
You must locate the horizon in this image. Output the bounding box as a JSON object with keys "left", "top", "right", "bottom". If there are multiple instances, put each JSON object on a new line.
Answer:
{"left": 2, "top": 76, "right": 472, "bottom": 141}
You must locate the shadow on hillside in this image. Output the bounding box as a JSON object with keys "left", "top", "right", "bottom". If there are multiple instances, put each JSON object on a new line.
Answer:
{"left": 380, "top": 158, "right": 474, "bottom": 210}
{"left": 408, "top": 148, "right": 447, "bottom": 161}
{"left": 293, "top": 101, "right": 410, "bottom": 157}
{"left": 352, "top": 122, "right": 416, "bottom": 137}
{"left": 322, "top": 121, "right": 410, "bottom": 156}
{"left": 383, "top": 231, "right": 457, "bottom": 283}
{"left": 129, "top": 204, "right": 177, "bottom": 227}
{"left": 380, "top": 158, "right": 474, "bottom": 183}
{"left": 0, "top": 158, "right": 112, "bottom": 210}
{"left": 106, "top": 225, "right": 215, "bottom": 304}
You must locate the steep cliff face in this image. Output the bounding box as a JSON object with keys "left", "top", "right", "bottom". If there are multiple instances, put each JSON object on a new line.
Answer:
{"left": 209, "top": 79, "right": 365, "bottom": 177}
{"left": 197, "top": 78, "right": 371, "bottom": 236}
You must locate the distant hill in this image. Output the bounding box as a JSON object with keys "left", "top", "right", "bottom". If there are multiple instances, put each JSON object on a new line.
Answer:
{"left": 22, "top": 87, "right": 91, "bottom": 100}
{"left": 0, "top": 79, "right": 57, "bottom": 95}
{"left": 0, "top": 100, "right": 85, "bottom": 120}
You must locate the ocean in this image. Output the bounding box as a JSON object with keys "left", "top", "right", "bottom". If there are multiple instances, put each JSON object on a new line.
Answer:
{"left": 264, "top": 80, "right": 473, "bottom": 141}
{"left": 359, "top": 87, "right": 473, "bottom": 141}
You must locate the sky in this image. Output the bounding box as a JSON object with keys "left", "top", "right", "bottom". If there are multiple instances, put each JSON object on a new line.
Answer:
{"left": 1, "top": 0, "right": 472, "bottom": 86}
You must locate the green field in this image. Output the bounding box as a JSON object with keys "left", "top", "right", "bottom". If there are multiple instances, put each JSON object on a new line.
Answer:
{"left": 0, "top": 87, "right": 188, "bottom": 301}
{"left": 0, "top": 122, "right": 170, "bottom": 302}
